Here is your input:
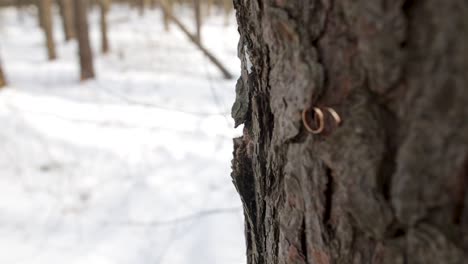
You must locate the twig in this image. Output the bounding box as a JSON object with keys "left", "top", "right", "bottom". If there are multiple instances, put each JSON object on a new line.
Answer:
{"left": 159, "top": 0, "right": 234, "bottom": 79}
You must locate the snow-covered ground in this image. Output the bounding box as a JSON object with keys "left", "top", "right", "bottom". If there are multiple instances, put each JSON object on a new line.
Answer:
{"left": 0, "top": 4, "right": 244, "bottom": 264}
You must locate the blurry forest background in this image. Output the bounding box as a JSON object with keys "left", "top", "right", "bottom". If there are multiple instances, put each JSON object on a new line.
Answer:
{"left": 0, "top": 0, "right": 245, "bottom": 263}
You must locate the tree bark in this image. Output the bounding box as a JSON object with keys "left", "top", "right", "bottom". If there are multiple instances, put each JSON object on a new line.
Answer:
{"left": 38, "top": 0, "right": 56, "bottom": 60}
{"left": 58, "top": 0, "right": 75, "bottom": 41}
{"left": 231, "top": 1, "right": 468, "bottom": 264}
{"left": 99, "top": 0, "right": 110, "bottom": 53}
{"left": 74, "top": 0, "right": 95, "bottom": 80}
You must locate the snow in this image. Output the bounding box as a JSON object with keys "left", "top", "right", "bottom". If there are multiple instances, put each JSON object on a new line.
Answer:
{"left": 0, "top": 4, "right": 245, "bottom": 264}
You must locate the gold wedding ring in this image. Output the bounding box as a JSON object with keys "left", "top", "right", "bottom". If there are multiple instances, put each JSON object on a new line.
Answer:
{"left": 302, "top": 107, "right": 325, "bottom": 134}
{"left": 326, "top": 107, "right": 342, "bottom": 126}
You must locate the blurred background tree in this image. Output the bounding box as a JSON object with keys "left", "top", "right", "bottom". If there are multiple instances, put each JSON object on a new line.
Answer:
{"left": 57, "top": 0, "right": 75, "bottom": 41}
{"left": 73, "top": 0, "right": 95, "bottom": 80}
{"left": 0, "top": 57, "right": 5, "bottom": 88}
{"left": 99, "top": 0, "right": 109, "bottom": 53}
{"left": 38, "top": 0, "right": 56, "bottom": 60}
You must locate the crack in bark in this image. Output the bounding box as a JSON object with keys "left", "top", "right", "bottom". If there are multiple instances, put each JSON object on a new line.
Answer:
{"left": 323, "top": 166, "right": 334, "bottom": 235}
{"left": 453, "top": 155, "right": 468, "bottom": 225}
{"left": 300, "top": 217, "right": 309, "bottom": 263}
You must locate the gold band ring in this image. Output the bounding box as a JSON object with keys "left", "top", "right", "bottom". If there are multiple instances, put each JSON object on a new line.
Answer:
{"left": 326, "top": 107, "right": 342, "bottom": 126}
{"left": 302, "top": 107, "right": 325, "bottom": 134}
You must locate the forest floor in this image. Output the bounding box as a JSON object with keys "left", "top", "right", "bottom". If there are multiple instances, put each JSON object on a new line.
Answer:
{"left": 0, "top": 4, "right": 244, "bottom": 264}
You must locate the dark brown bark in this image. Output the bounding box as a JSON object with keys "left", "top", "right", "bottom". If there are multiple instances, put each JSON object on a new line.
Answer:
{"left": 58, "top": 0, "right": 75, "bottom": 41}
{"left": 74, "top": 0, "right": 95, "bottom": 80}
{"left": 231, "top": 0, "right": 468, "bottom": 264}
{"left": 38, "top": 0, "right": 56, "bottom": 60}
{"left": 99, "top": 0, "right": 110, "bottom": 53}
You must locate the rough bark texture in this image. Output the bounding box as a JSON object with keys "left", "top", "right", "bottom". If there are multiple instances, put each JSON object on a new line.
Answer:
{"left": 231, "top": 0, "right": 468, "bottom": 263}
{"left": 38, "top": 0, "right": 56, "bottom": 60}
{"left": 74, "top": 0, "right": 95, "bottom": 80}
{"left": 99, "top": 0, "right": 110, "bottom": 53}
{"left": 58, "top": 0, "right": 75, "bottom": 41}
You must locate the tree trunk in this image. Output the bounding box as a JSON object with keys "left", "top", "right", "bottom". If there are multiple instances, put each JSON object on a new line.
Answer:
{"left": 0, "top": 60, "right": 6, "bottom": 88}
{"left": 38, "top": 0, "right": 56, "bottom": 60}
{"left": 222, "top": 0, "right": 231, "bottom": 26}
{"left": 58, "top": 0, "right": 75, "bottom": 41}
{"left": 231, "top": 1, "right": 468, "bottom": 264}
{"left": 193, "top": 0, "right": 201, "bottom": 42}
{"left": 88, "top": 0, "right": 96, "bottom": 11}
{"left": 150, "top": 0, "right": 156, "bottom": 9}
{"left": 205, "top": 0, "right": 212, "bottom": 16}
{"left": 138, "top": 0, "right": 144, "bottom": 16}
{"left": 99, "top": 0, "right": 110, "bottom": 53}
{"left": 37, "top": 0, "right": 44, "bottom": 28}
{"left": 74, "top": 0, "right": 95, "bottom": 80}
{"left": 161, "top": 0, "right": 172, "bottom": 31}
{"left": 16, "top": 0, "right": 26, "bottom": 23}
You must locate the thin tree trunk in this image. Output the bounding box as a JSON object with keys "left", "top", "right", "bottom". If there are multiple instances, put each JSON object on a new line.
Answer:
{"left": 0, "top": 59, "right": 6, "bottom": 88}
{"left": 150, "top": 0, "right": 156, "bottom": 9}
{"left": 38, "top": 0, "right": 56, "bottom": 60}
{"left": 232, "top": 1, "right": 468, "bottom": 264}
{"left": 16, "top": 0, "right": 25, "bottom": 23}
{"left": 99, "top": 0, "right": 110, "bottom": 53}
{"left": 222, "top": 0, "right": 230, "bottom": 26}
{"left": 205, "top": 0, "right": 212, "bottom": 16}
{"left": 37, "top": 0, "right": 44, "bottom": 28}
{"left": 74, "top": 0, "right": 95, "bottom": 80}
{"left": 88, "top": 0, "right": 96, "bottom": 11}
{"left": 193, "top": 0, "right": 201, "bottom": 42}
{"left": 58, "top": 0, "right": 75, "bottom": 41}
{"left": 161, "top": 0, "right": 172, "bottom": 31}
{"left": 138, "top": 0, "right": 144, "bottom": 16}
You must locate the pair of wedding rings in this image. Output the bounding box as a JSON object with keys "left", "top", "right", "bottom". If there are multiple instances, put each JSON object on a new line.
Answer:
{"left": 302, "top": 107, "right": 342, "bottom": 134}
